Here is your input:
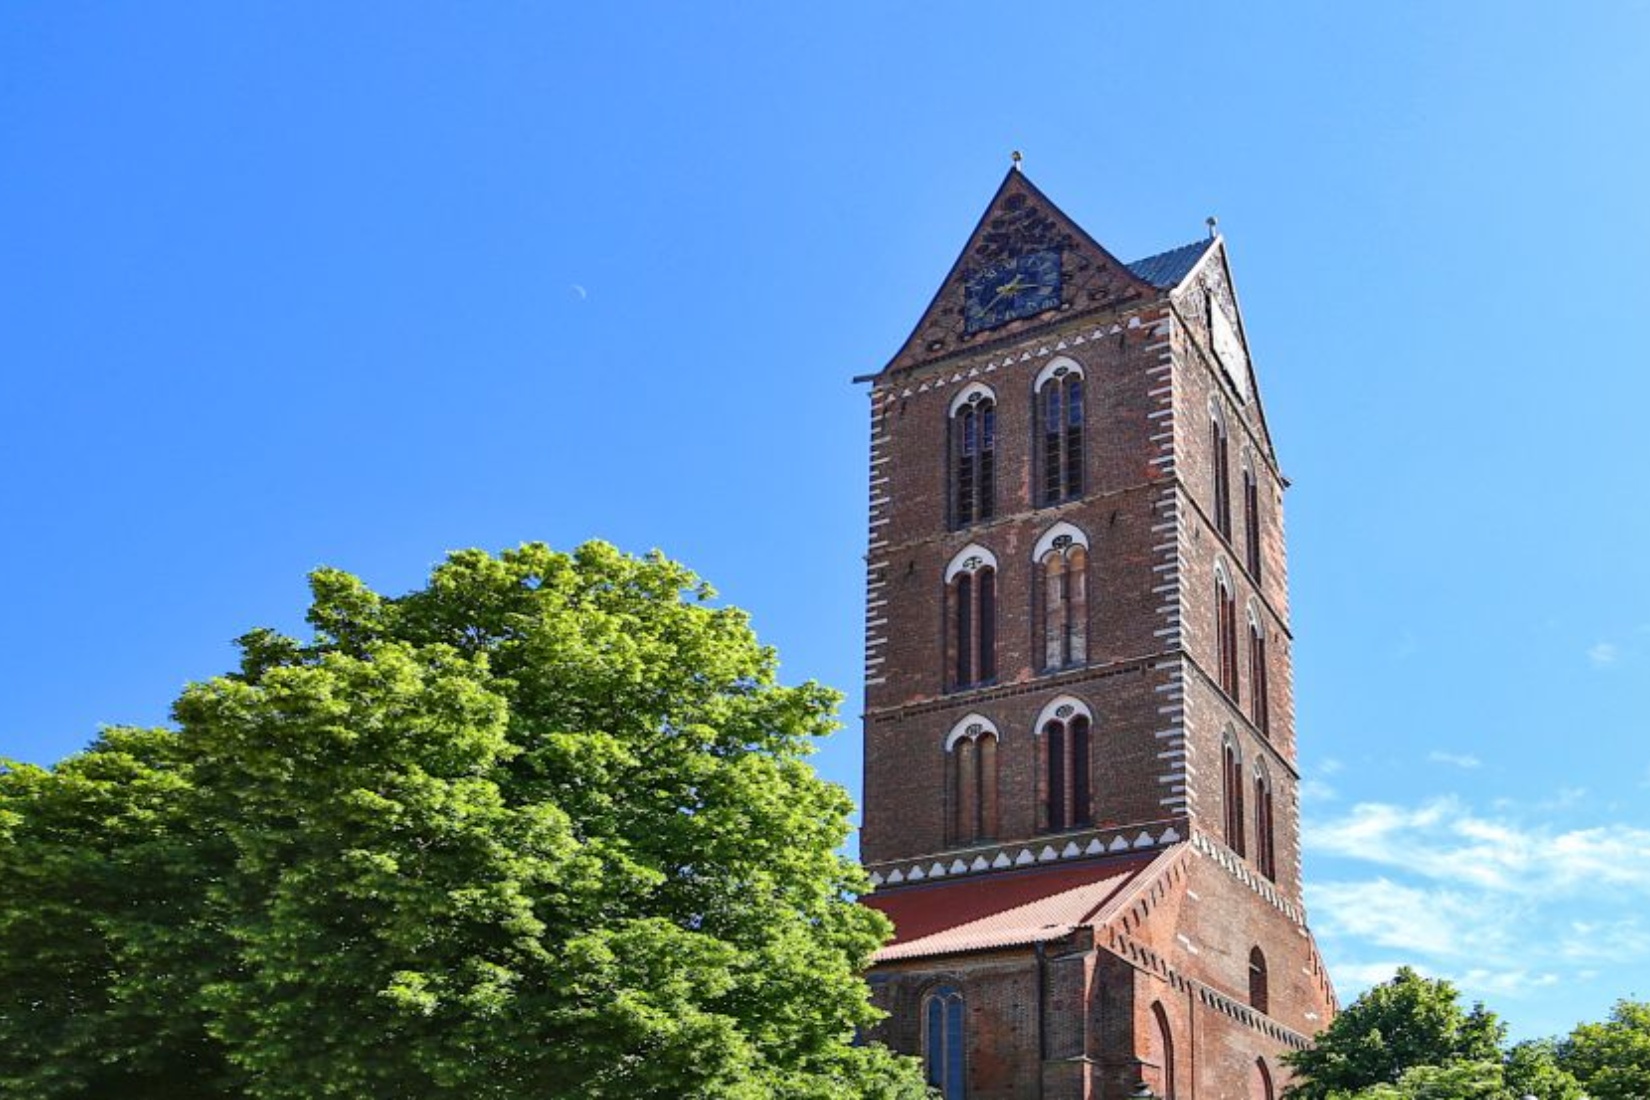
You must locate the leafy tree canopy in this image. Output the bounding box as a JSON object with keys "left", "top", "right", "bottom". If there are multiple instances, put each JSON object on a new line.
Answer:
{"left": 1285, "top": 967, "right": 1505, "bottom": 1100}
{"left": 1556, "top": 999, "right": 1650, "bottom": 1100}
{"left": 0, "top": 542, "right": 927, "bottom": 1099}
{"left": 1285, "top": 968, "right": 1596, "bottom": 1100}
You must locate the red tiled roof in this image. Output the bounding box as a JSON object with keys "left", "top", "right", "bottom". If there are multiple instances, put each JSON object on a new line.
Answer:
{"left": 864, "top": 850, "right": 1168, "bottom": 962}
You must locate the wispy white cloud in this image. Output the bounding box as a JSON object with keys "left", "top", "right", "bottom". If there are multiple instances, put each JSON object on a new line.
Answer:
{"left": 1320, "top": 757, "right": 1345, "bottom": 776}
{"left": 1588, "top": 641, "right": 1620, "bottom": 666}
{"left": 1300, "top": 777, "right": 1339, "bottom": 804}
{"left": 1428, "top": 750, "right": 1482, "bottom": 770}
{"left": 1307, "top": 797, "right": 1650, "bottom": 895}
{"left": 1309, "top": 879, "right": 1515, "bottom": 958}
{"left": 1308, "top": 797, "right": 1650, "bottom": 1018}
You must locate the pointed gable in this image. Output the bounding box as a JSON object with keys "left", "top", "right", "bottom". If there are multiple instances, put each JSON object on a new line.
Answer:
{"left": 881, "top": 169, "right": 1159, "bottom": 375}
{"left": 1168, "top": 237, "right": 1279, "bottom": 462}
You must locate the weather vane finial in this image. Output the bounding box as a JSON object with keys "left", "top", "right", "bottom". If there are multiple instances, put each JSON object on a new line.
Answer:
{"left": 1206, "top": 215, "right": 1219, "bottom": 239}
{"left": 1011, "top": 150, "right": 1023, "bottom": 170}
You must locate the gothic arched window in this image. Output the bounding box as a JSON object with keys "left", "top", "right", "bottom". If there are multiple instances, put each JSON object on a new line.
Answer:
{"left": 1037, "top": 696, "right": 1093, "bottom": 832}
{"left": 1254, "top": 762, "right": 1277, "bottom": 882}
{"left": 946, "top": 546, "right": 997, "bottom": 691}
{"left": 1249, "top": 947, "right": 1270, "bottom": 1015}
{"left": 1248, "top": 605, "right": 1270, "bottom": 736}
{"left": 1223, "top": 734, "right": 1247, "bottom": 857}
{"left": 1243, "top": 456, "right": 1263, "bottom": 581}
{"left": 1216, "top": 565, "right": 1239, "bottom": 699}
{"left": 1148, "top": 1001, "right": 1177, "bottom": 1099}
{"left": 924, "top": 984, "right": 966, "bottom": 1100}
{"left": 1211, "top": 405, "right": 1232, "bottom": 541}
{"left": 945, "top": 715, "right": 1001, "bottom": 845}
{"left": 950, "top": 385, "right": 996, "bottom": 527}
{"left": 1034, "top": 522, "right": 1089, "bottom": 671}
{"left": 1251, "top": 1058, "right": 1275, "bottom": 1100}
{"left": 1035, "top": 359, "right": 1084, "bottom": 505}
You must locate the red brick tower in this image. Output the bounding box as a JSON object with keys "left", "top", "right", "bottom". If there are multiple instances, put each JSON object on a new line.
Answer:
{"left": 857, "top": 167, "right": 1336, "bottom": 1099}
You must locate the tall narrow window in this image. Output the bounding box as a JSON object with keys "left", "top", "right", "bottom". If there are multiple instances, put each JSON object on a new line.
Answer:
{"left": 1254, "top": 765, "right": 1276, "bottom": 882}
{"left": 1251, "top": 1060, "right": 1275, "bottom": 1100}
{"left": 1036, "top": 524, "right": 1089, "bottom": 671}
{"left": 947, "top": 715, "right": 1001, "bottom": 846}
{"left": 1039, "top": 697, "right": 1093, "bottom": 832}
{"left": 947, "top": 549, "right": 998, "bottom": 691}
{"left": 924, "top": 985, "right": 966, "bottom": 1100}
{"left": 1148, "top": 1002, "right": 1177, "bottom": 1100}
{"left": 1211, "top": 411, "right": 1231, "bottom": 541}
{"left": 1248, "top": 609, "right": 1271, "bottom": 735}
{"left": 1243, "top": 462, "right": 1263, "bottom": 580}
{"left": 1038, "top": 362, "right": 1085, "bottom": 504}
{"left": 1223, "top": 735, "right": 1246, "bottom": 857}
{"left": 1216, "top": 569, "right": 1239, "bottom": 698}
{"left": 1249, "top": 947, "right": 1270, "bottom": 1014}
{"left": 951, "top": 388, "right": 996, "bottom": 526}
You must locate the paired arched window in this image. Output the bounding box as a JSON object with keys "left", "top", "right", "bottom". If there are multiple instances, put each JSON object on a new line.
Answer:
{"left": 1147, "top": 1001, "right": 1177, "bottom": 1099}
{"left": 950, "top": 386, "right": 996, "bottom": 527}
{"left": 1249, "top": 947, "right": 1270, "bottom": 1015}
{"left": 947, "top": 547, "right": 997, "bottom": 690}
{"left": 946, "top": 715, "right": 1000, "bottom": 845}
{"left": 1216, "top": 565, "right": 1239, "bottom": 699}
{"left": 924, "top": 984, "right": 967, "bottom": 1100}
{"left": 1211, "top": 404, "right": 1232, "bottom": 541}
{"left": 1038, "top": 696, "right": 1093, "bottom": 832}
{"left": 1222, "top": 734, "right": 1246, "bottom": 857}
{"left": 1242, "top": 455, "right": 1263, "bottom": 581}
{"left": 1247, "top": 605, "right": 1271, "bottom": 735}
{"left": 1035, "top": 523, "right": 1088, "bottom": 671}
{"left": 1035, "top": 359, "right": 1084, "bottom": 504}
{"left": 1254, "top": 762, "right": 1277, "bottom": 882}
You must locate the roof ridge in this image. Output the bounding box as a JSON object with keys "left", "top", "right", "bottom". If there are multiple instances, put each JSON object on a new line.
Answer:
{"left": 1126, "top": 238, "right": 1216, "bottom": 289}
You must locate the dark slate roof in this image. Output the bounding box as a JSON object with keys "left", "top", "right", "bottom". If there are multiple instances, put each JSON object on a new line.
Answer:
{"left": 1126, "top": 239, "right": 1214, "bottom": 289}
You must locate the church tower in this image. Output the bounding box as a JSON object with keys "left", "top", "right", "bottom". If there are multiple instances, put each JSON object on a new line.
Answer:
{"left": 857, "top": 167, "right": 1336, "bottom": 1098}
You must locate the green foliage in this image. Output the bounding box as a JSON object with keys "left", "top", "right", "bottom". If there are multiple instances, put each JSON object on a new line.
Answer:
{"left": 1556, "top": 999, "right": 1650, "bottom": 1100}
{"left": 1286, "top": 968, "right": 1599, "bottom": 1100}
{"left": 0, "top": 542, "right": 926, "bottom": 1098}
{"left": 1329, "top": 1059, "right": 1508, "bottom": 1100}
{"left": 1284, "top": 968, "right": 1505, "bottom": 1100}
{"left": 1501, "top": 1039, "right": 1585, "bottom": 1100}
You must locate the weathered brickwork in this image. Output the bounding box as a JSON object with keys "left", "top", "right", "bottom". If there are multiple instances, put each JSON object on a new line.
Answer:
{"left": 859, "top": 168, "right": 1334, "bottom": 1098}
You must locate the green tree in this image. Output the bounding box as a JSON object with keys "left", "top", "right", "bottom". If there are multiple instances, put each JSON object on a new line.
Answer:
{"left": 0, "top": 728, "right": 235, "bottom": 1098}
{"left": 0, "top": 542, "right": 927, "bottom": 1099}
{"left": 1503, "top": 1039, "right": 1585, "bottom": 1100}
{"left": 1557, "top": 999, "right": 1650, "bottom": 1100}
{"left": 1331, "top": 1059, "right": 1509, "bottom": 1100}
{"left": 1284, "top": 967, "right": 1505, "bottom": 1100}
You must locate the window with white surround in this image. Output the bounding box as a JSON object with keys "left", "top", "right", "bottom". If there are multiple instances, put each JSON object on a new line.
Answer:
{"left": 946, "top": 545, "right": 997, "bottom": 690}
{"left": 1036, "top": 695, "right": 1093, "bottom": 832}
{"left": 950, "top": 384, "right": 996, "bottom": 527}
{"left": 945, "top": 714, "right": 1000, "bottom": 844}
{"left": 1034, "top": 357, "right": 1084, "bottom": 505}
{"left": 1034, "top": 521, "right": 1089, "bottom": 671}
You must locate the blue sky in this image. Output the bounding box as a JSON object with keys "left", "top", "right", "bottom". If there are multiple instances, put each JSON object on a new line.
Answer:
{"left": 4, "top": 2, "right": 1648, "bottom": 1043}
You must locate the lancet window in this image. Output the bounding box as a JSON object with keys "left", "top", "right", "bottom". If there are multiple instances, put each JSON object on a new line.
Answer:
{"left": 947, "top": 546, "right": 997, "bottom": 690}
{"left": 1035, "top": 359, "right": 1084, "bottom": 505}
{"left": 1034, "top": 523, "right": 1089, "bottom": 671}
{"left": 950, "top": 385, "right": 996, "bottom": 527}
{"left": 1038, "top": 696, "right": 1093, "bottom": 832}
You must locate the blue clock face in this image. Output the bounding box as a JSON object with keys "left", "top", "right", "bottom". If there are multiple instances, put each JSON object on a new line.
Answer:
{"left": 964, "top": 249, "right": 1062, "bottom": 334}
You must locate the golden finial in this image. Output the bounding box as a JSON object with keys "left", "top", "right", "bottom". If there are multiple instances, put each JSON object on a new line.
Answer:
{"left": 1011, "top": 150, "right": 1023, "bottom": 170}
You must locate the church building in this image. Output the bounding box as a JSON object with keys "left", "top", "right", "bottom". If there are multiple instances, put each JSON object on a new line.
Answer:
{"left": 856, "top": 165, "right": 1337, "bottom": 1098}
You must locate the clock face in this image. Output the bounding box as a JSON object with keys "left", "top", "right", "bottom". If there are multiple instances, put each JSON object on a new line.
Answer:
{"left": 963, "top": 248, "right": 1062, "bottom": 334}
